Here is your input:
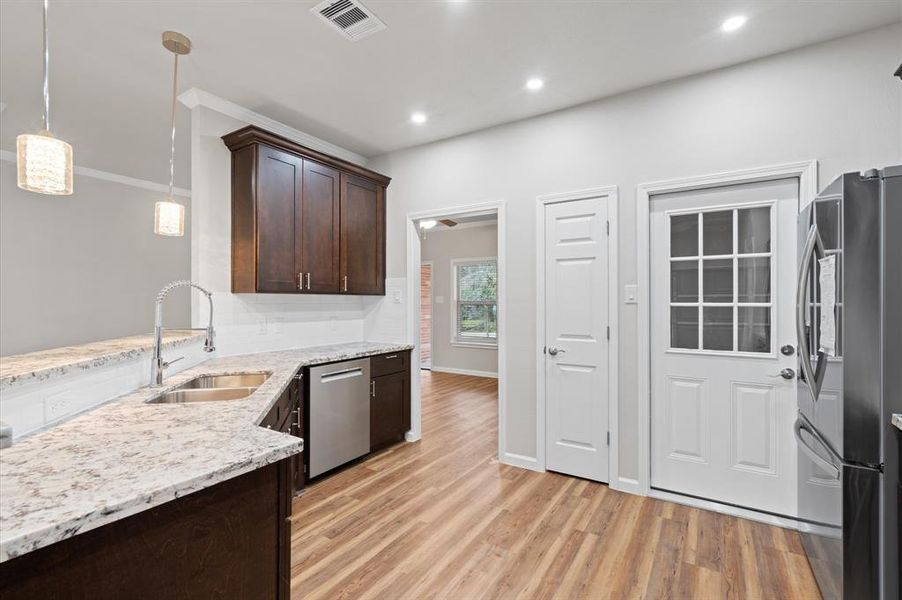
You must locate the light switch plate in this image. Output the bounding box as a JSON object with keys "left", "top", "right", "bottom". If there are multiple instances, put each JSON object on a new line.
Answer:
{"left": 393, "top": 291, "right": 402, "bottom": 304}
{"left": 624, "top": 284, "right": 638, "bottom": 304}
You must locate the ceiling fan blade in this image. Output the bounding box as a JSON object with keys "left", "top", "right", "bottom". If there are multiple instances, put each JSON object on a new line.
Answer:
{"left": 439, "top": 219, "right": 458, "bottom": 227}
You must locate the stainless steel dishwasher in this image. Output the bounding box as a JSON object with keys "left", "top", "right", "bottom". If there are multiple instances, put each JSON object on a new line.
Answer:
{"left": 308, "top": 358, "right": 370, "bottom": 478}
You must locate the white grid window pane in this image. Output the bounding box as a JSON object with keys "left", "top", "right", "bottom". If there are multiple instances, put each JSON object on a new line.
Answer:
{"left": 455, "top": 260, "right": 497, "bottom": 341}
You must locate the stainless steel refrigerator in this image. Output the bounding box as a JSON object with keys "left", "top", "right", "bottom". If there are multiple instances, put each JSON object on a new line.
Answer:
{"left": 794, "top": 166, "right": 900, "bottom": 600}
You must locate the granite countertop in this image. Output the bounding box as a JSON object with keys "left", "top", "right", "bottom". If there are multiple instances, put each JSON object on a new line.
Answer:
{"left": 893, "top": 414, "right": 902, "bottom": 431}
{"left": 0, "top": 331, "right": 207, "bottom": 390}
{"left": 0, "top": 341, "right": 413, "bottom": 563}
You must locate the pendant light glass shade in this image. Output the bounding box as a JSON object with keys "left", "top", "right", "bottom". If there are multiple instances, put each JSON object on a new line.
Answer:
{"left": 16, "top": 130, "right": 73, "bottom": 195}
{"left": 16, "top": 0, "right": 74, "bottom": 196}
{"left": 154, "top": 198, "right": 185, "bottom": 236}
{"left": 155, "top": 31, "right": 191, "bottom": 237}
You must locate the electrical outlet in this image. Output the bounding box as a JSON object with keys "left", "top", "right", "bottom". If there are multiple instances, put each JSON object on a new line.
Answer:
{"left": 392, "top": 291, "right": 402, "bottom": 304}
{"left": 257, "top": 318, "right": 268, "bottom": 335}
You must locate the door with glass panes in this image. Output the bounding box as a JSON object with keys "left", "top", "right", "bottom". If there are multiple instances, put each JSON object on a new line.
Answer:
{"left": 650, "top": 178, "right": 799, "bottom": 516}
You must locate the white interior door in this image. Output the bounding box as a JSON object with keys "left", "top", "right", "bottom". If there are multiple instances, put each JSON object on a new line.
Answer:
{"left": 650, "top": 178, "right": 798, "bottom": 516}
{"left": 544, "top": 197, "right": 609, "bottom": 482}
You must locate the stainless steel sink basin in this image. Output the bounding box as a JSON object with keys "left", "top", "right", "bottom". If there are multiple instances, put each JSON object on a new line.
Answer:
{"left": 176, "top": 372, "right": 271, "bottom": 390}
{"left": 149, "top": 387, "right": 257, "bottom": 404}
{"left": 147, "top": 371, "right": 271, "bottom": 404}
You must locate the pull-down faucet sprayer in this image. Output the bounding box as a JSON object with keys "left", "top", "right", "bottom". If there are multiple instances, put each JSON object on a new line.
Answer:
{"left": 151, "top": 280, "right": 215, "bottom": 387}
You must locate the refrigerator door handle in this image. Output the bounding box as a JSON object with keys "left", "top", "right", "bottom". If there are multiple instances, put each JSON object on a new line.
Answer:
{"left": 796, "top": 224, "right": 828, "bottom": 403}
{"left": 794, "top": 415, "right": 841, "bottom": 480}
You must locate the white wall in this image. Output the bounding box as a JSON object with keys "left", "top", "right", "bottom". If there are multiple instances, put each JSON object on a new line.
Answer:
{"left": 421, "top": 225, "right": 498, "bottom": 376}
{"left": 0, "top": 160, "right": 190, "bottom": 356}
{"left": 368, "top": 25, "right": 902, "bottom": 483}
{"left": 190, "top": 106, "right": 378, "bottom": 355}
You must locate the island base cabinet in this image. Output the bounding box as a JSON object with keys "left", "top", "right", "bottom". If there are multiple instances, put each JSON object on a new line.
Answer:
{"left": 0, "top": 460, "right": 294, "bottom": 600}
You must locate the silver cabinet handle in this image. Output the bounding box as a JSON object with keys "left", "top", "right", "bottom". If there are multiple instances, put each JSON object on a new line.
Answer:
{"left": 298, "top": 273, "right": 303, "bottom": 291}
{"left": 370, "top": 380, "right": 375, "bottom": 398}
{"left": 384, "top": 354, "right": 398, "bottom": 360}
{"left": 306, "top": 272, "right": 311, "bottom": 290}
{"left": 343, "top": 275, "right": 348, "bottom": 292}
{"left": 795, "top": 224, "right": 828, "bottom": 402}
{"left": 547, "top": 346, "right": 566, "bottom": 356}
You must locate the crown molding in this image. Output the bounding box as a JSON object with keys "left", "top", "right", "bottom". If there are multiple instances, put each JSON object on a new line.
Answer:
{"left": 0, "top": 150, "right": 191, "bottom": 198}
{"left": 178, "top": 87, "right": 367, "bottom": 166}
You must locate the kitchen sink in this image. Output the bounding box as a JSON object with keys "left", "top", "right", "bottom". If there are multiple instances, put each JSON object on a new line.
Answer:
{"left": 150, "top": 387, "right": 257, "bottom": 404}
{"left": 147, "top": 371, "right": 271, "bottom": 404}
{"left": 175, "top": 372, "right": 271, "bottom": 390}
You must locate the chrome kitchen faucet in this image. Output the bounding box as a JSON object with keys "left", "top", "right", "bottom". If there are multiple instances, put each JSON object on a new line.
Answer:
{"left": 151, "top": 280, "right": 215, "bottom": 386}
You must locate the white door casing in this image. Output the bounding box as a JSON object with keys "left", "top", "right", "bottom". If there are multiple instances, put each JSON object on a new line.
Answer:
{"left": 543, "top": 196, "right": 610, "bottom": 482}
{"left": 650, "top": 178, "right": 799, "bottom": 516}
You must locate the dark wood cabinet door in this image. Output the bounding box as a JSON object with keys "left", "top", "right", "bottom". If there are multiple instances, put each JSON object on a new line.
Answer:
{"left": 256, "top": 146, "right": 302, "bottom": 293}
{"left": 370, "top": 370, "right": 409, "bottom": 451}
{"left": 299, "top": 160, "right": 340, "bottom": 293}
{"left": 340, "top": 174, "right": 385, "bottom": 295}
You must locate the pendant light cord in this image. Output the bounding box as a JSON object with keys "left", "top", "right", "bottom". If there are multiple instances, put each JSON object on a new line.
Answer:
{"left": 42, "top": 0, "right": 50, "bottom": 132}
{"left": 167, "top": 51, "right": 179, "bottom": 199}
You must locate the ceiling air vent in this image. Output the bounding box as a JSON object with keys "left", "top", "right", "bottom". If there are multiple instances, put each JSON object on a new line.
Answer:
{"left": 312, "top": 0, "right": 386, "bottom": 42}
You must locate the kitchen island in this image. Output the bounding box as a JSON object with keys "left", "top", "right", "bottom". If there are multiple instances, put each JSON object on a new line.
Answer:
{"left": 0, "top": 341, "right": 412, "bottom": 599}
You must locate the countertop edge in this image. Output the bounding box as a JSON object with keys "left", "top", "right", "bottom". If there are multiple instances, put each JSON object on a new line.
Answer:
{"left": 0, "top": 332, "right": 207, "bottom": 391}
{"left": 0, "top": 438, "right": 303, "bottom": 563}
{"left": 892, "top": 413, "right": 902, "bottom": 431}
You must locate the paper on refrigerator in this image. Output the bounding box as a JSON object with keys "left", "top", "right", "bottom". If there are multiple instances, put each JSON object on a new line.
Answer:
{"left": 818, "top": 254, "right": 837, "bottom": 356}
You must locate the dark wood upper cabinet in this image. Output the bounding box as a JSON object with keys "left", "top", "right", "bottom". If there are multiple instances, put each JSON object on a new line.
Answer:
{"left": 256, "top": 146, "right": 303, "bottom": 293}
{"left": 223, "top": 126, "right": 390, "bottom": 295}
{"left": 340, "top": 174, "right": 385, "bottom": 295}
{"left": 300, "top": 161, "right": 341, "bottom": 293}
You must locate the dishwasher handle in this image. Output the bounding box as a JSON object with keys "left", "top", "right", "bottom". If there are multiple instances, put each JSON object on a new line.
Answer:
{"left": 320, "top": 367, "right": 364, "bottom": 383}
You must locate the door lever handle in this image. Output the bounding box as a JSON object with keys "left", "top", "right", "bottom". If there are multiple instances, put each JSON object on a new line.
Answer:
{"left": 769, "top": 368, "right": 795, "bottom": 380}
{"left": 547, "top": 346, "right": 566, "bottom": 356}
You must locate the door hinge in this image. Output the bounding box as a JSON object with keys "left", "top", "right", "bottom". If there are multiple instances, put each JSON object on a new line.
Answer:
{"left": 606, "top": 431, "right": 610, "bottom": 446}
{"left": 606, "top": 326, "right": 610, "bottom": 340}
{"left": 606, "top": 220, "right": 610, "bottom": 235}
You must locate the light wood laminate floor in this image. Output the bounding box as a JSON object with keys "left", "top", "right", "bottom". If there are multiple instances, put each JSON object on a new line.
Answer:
{"left": 290, "top": 371, "right": 821, "bottom": 599}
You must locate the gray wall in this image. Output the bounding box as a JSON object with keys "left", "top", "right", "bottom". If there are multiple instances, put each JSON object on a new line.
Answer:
{"left": 368, "top": 25, "right": 902, "bottom": 481}
{"left": 422, "top": 225, "right": 498, "bottom": 375}
{"left": 0, "top": 161, "right": 190, "bottom": 355}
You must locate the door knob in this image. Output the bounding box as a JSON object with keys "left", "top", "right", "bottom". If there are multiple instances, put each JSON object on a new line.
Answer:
{"left": 547, "top": 346, "right": 566, "bottom": 356}
{"left": 770, "top": 368, "right": 795, "bottom": 380}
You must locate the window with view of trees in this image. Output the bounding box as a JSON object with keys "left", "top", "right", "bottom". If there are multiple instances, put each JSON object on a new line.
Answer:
{"left": 453, "top": 259, "right": 497, "bottom": 344}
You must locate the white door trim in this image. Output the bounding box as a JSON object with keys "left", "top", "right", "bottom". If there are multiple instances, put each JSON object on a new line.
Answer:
{"left": 634, "top": 160, "right": 818, "bottom": 497}
{"left": 406, "top": 201, "right": 508, "bottom": 461}
{"left": 535, "top": 186, "right": 619, "bottom": 475}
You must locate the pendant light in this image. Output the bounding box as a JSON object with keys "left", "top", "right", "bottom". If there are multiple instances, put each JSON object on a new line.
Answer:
{"left": 16, "top": 0, "right": 73, "bottom": 195}
{"left": 154, "top": 31, "right": 191, "bottom": 237}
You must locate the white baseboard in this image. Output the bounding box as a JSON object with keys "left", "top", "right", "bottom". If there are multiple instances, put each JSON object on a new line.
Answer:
{"left": 429, "top": 365, "right": 498, "bottom": 379}
{"left": 500, "top": 452, "right": 544, "bottom": 472}
{"left": 648, "top": 489, "right": 801, "bottom": 530}
{"left": 404, "top": 431, "right": 421, "bottom": 443}
{"left": 610, "top": 476, "right": 643, "bottom": 496}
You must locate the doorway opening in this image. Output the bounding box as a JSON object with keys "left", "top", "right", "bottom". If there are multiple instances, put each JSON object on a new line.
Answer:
{"left": 420, "top": 262, "right": 433, "bottom": 370}
{"left": 405, "top": 202, "right": 506, "bottom": 461}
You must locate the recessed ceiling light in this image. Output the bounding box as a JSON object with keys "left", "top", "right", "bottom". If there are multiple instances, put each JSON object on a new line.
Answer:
{"left": 721, "top": 15, "right": 747, "bottom": 32}
{"left": 526, "top": 78, "right": 544, "bottom": 91}
{"left": 419, "top": 219, "right": 437, "bottom": 229}
{"left": 411, "top": 112, "right": 427, "bottom": 125}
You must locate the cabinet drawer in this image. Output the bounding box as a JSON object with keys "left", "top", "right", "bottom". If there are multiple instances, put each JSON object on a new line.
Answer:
{"left": 370, "top": 351, "right": 408, "bottom": 377}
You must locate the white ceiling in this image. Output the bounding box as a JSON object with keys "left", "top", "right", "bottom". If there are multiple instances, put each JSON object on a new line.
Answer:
{"left": 1, "top": 1, "right": 899, "bottom": 186}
